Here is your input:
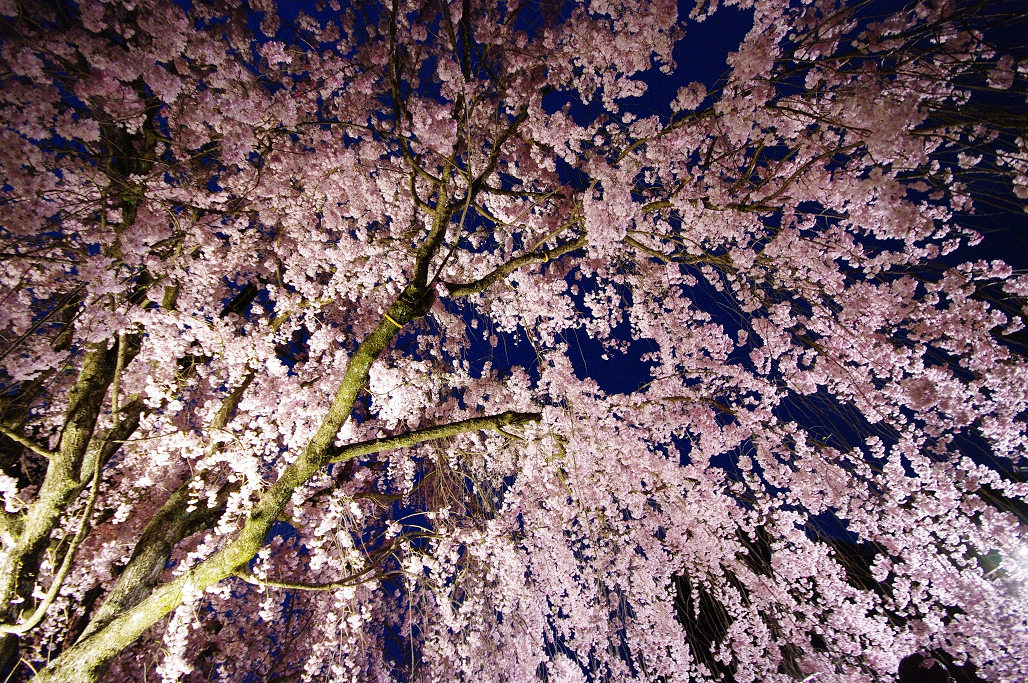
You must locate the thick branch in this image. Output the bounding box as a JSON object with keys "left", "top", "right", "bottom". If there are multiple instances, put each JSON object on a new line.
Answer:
{"left": 77, "top": 371, "right": 254, "bottom": 644}
{"left": 36, "top": 284, "right": 434, "bottom": 680}
{"left": 0, "top": 338, "right": 137, "bottom": 618}
{"left": 75, "top": 477, "right": 234, "bottom": 645}
{"left": 624, "top": 235, "right": 715, "bottom": 266}
{"left": 329, "top": 410, "right": 541, "bottom": 463}
{"left": 443, "top": 233, "right": 586, "bottom": 298}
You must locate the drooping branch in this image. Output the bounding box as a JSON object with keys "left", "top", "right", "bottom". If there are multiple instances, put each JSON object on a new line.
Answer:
{"left": 0, "top": 425, "right": 53, "bottom": 460}
{"left": 0, "top": 285, "right": 85, "bottom": 366}
{"left": 231, "top": 532, "right": 408, "bottom": 592}
{"left": 233, "top": 566, "right": 397, "bottom": 592}
{"left": 0, "top": 437, "right": 104, "bottom": 636}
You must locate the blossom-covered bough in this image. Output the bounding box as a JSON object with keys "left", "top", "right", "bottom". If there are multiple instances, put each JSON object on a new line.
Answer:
{"left": 1, "top": 0, "right": 1026, "bottom": 680}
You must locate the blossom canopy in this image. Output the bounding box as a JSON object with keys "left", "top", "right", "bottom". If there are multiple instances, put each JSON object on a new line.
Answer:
{"left": 0, "top": 0, "right": 1027, "bottom": 681}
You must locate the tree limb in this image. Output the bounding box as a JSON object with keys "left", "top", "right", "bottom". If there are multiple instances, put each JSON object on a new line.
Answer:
{"left": 443, "top": 233, "right": 587, "bottom": 298}
{"left": 329, "top": 410, "right": 542, "bottom": 463}
{"left": 0, "top": 425, "right": 53, "bottom": 460}
{"left": 36, "top": 277, "right": 442, "bottom": 680}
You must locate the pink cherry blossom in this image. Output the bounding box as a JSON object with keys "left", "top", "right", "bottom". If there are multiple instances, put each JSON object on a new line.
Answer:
{"left": 0, "top": 1, "right": 1026, "bottom": 682}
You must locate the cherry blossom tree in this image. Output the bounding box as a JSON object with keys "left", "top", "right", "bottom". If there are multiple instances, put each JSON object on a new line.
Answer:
{"left": 1, "top": 0, "right": 1027, "bottom": 680}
